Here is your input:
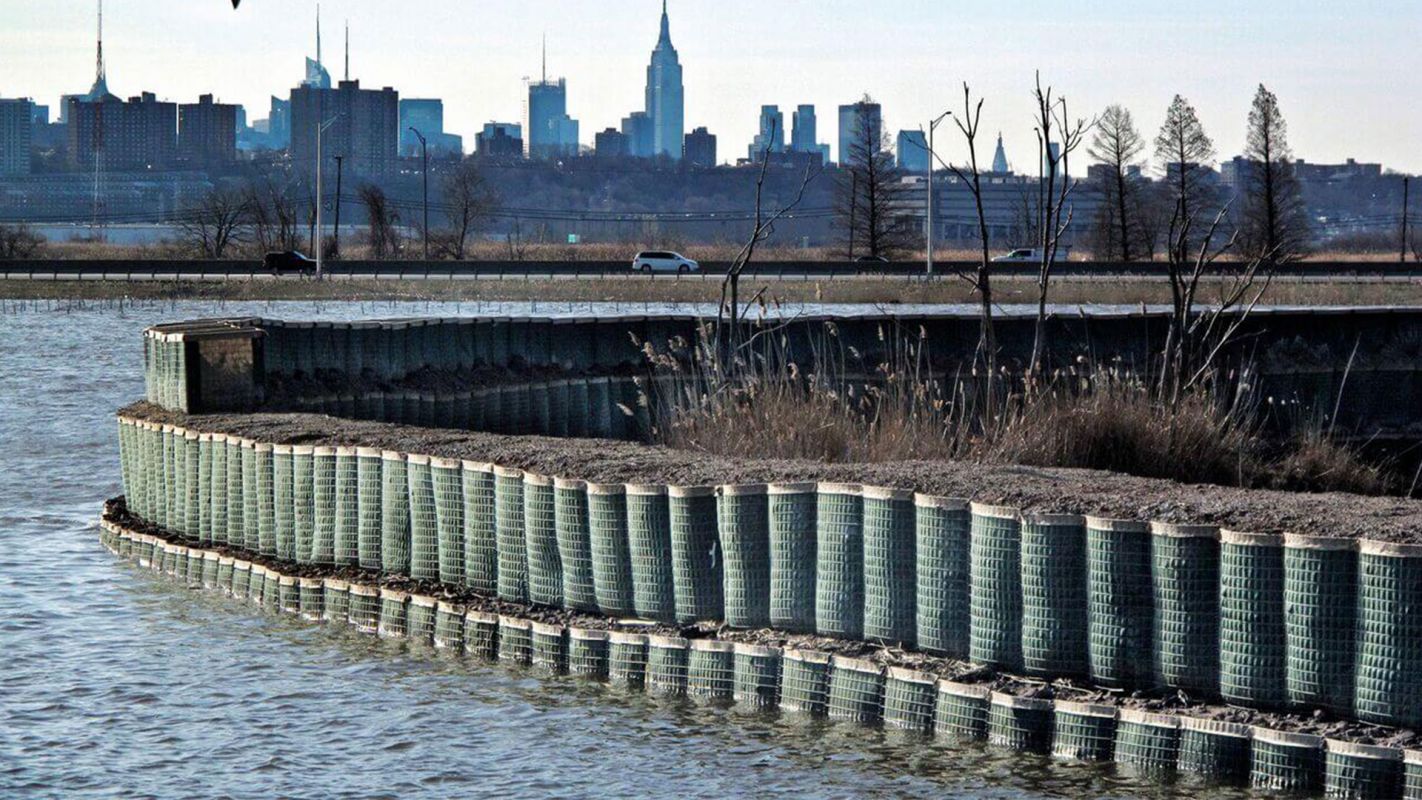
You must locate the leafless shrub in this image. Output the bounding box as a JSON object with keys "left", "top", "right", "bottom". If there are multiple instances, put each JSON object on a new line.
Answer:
{"left": 0, "top": 223, "right": 46, "bottom": 260}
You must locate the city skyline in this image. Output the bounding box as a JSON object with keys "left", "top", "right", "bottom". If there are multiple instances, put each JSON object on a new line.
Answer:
{"left": 3, "top": 0, "right": 1419, "bottom": 172}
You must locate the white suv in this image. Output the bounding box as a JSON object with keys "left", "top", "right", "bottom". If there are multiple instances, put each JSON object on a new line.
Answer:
{"left": 632, "top": 251, "right": 700, "bottom": 274}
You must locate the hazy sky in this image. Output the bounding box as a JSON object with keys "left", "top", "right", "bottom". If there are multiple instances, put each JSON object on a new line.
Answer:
{"left": 4, "top": 0, "right": 1419, "bottom": 173}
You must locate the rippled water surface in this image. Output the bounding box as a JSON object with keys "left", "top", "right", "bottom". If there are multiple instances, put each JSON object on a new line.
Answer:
{"left": 2, "top": 300, "right": 1259, "bottom": 798}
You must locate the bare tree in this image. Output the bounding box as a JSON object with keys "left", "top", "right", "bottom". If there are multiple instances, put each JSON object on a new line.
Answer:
{"left": 1087, "top": 104, "right": 1148, "bottom": 261}
{"left": 244, "top": 178, "right": 303, "bottom": 253}
{"left": 0, "top": 223, "right": 45, "bottom": 260}
{"left": 1027, "top": 74, "right": 1092, "bottom": 378}
{"left": 834, "top": 95, "right": 915, "bottom": 260}
{"left": 359, "top": 183, "right": 401, "bottom": 259}
{"left": 177, "top": 185, "right": 250, "bottom": 258}
{"left": 1238, "top": 85, "right": 1310, "bottom": 262}
{"left": 432, "top": 159, "right": 498, "bottom": 260}
{"left": 1154, "top": 95, "right": 1216, "bottom": 264}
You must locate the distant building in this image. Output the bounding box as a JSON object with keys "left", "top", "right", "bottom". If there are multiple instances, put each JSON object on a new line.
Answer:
{"left": 837, "top": 100, "right": 881, "bottom": 166}
{"left": 897, "top": 129, "right": 928, "bottom": 173}
{"left": 302, "top": 8, "right": 332, "bottom": 89}
{"left": 476, "top": 122, "right": 523, "bottom": 159}
{"left": 268, "top": 96, "right": 291, "bottom": 149}
{"left": 644, "top": 1, "right": 683, "bottom": 159}
{"left": 528, "top": 79, "right": 579, "bottom": 159}
{"left": 684, "top": 126, "right": 716, "bottom": 168}
{"left": 749, "top": 105, "right": 784, "bottom": 161}
{"left": 621, "top": 111, "right": 654, "bottom": 158}
{"left": 791, "top": 105, "right": 817, "bottom": 153}
{"left": 30, "top": 104, "right": 50, "bottom": 127}
{"left": 399, "top": 98, "right": 462, "bottom": 157}
{"left": 1086, "top": 163, "right": 1143, "bottom": 184}
{"left": 595, "top": 127, "right": 630, "bottom": 158}
{"left": 990, "top": 132, "right": 1010, "bottom": 174}
{"left": 178, "top": 94, "right": 238, "bottom": 168}
{"left": 0, "top": 97, "right": 34, "bottom": 176}
{"left": 1293, "top": 158, "right": 1382, "bottom": 182}
{"left": 290, "top": 79, "right": 399, "bottom": 176}
{"left": 66, "top": 92, "right": 177, "bottom": 172}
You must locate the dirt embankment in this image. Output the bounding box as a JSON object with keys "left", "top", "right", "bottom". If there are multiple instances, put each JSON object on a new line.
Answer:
{"left": 122, "top": 401, "right": 1422, "bottom": 541}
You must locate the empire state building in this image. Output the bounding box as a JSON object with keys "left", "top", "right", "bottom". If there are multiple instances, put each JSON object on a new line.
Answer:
{"left": 644, "top": 1, "right": 684, "bottom": 160}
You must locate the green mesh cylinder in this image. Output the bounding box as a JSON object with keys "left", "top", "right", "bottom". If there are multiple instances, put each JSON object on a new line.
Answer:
{"left": 1052, "top": 702, "right": 1117, "bottom": 762}
{"left": 1021, "top": 513, "right": 1088, "bottom": 678}
{"left": 323, "top": 579, "right": 350, "bottom": 624}
{"left": 670, "top": 486, "right": 723, "bottom": 624}
{"left": 1356, "top": 540, "right": 1422, "bottom": 729}
{"left": 1404, "top": 751, "right": 1422, "bottom": 799}
{"left": 480, "top": 388, "right": 503, "bottom": 433}
{"left": 349, "top": 585, "right": 381, "bottom": 634}
{"left": 780, "top": 650, "right": 832, "bottom": 715}
{"left": 183, "top": 432, "right": 201, "bottom": 538}
{"left": 245, "top": 563, "right": 263, "bottom": 604}
{"left": 298, "top": 578, "right": 325, "bottom": 621}
{"left": 1250, "top": 729, "right": 1324, "bottom": 794}
{"left": 914, "top": 495, "right": 970, "bottom": 658}
{"left": 232, "top": 561, "right": 253, "bottom": 601}
{"left": 816, "top": 484, "right": 864, "bottom": 640}
{"left": 529, "top": 383, "right": 552, "bottom": 435}
{"left": 883, "top": 668, "right": 937, "bottom": 732}
{"left": 494, "top": 467, "right": 528, "bottom": 602}
{"left": 1218, "top": 531, "right": 1286, "bottom": 707}
{"left": 862, "top": 487, "right": 916, "bottom": 646}
{"left": 587, "top": 378, "right": 613, "bottom": 439}
{"left": 568, "top": 629, "right": 609, "bottom": 678}
{"left": 194, "top": 433, "right": 210, "bottom": 541}
{"left": 217, "top": 557, "right": 235, "bottom": 594}
{"left": 1284, "top": 535, "right": 1357, "bottom": 714}
{"left": 687, "top": 641, "right": 736, "bottom": 701}
{"left": 969, "top": 504, "right": 1022, "bottom": 670}
{"left": 432, "top": 458, "right": 465, "bottom": 586}
{"left": 524, "top": 474, "right": 562, "bottom": 607}
{"left": 566, "top": 380, "right": 590, "bottom": 438}
{"left": 407, "top": 455, "right": 440, "bottom": 581}
{"left": 531, "top": 622, "right": 568, "bottom": 674}
{"left": 627, "top": 485, "right": 675, "bottom": 623}
{"left": 408, "top": 596, "right": 437, "bottom": 645}
{"left": 333, "top": 448, "right": 359, "bottom": 566}
{"left": 240, "top": 440, "right": 259, "bottom": 553}
{"left": 1086, "top": 517, "right": 1153, "bottom": 689}
{"left": 464, "top": 612, "right": 499, "bottom": 660}
{"left": 226, "top": 437, "right": 245, "bottom": 548}
{"left": 310, "top": 447, "right": 337, "bottom": 565}
{"left": 497, "top": 616, "right": 532, "bottom": 665}
{"left": 647, "top": 636, "right": 690, "bottom": 697}
{"left": 380, "top": 452, "right": 411, "bottom": 575}
{"left": 292, "top": 446, "right": 315, "bottom": 565}
{"left": 273, "top": 445, "right": 296, "bottom": 562}
{"left": 547, "top": 380, "right": 571, "bottom": 438}
{"left": 1177, "top": 718, "right": 1251, "bottom": 780}
{"left": 769, "top": 483, "right": 817, "bottom": 633}
{"left": 732, "top": 644, "right": 781, "bottom": 708}
{"left": 555, "top": 479, "right": 598, "bottom": 612}
{"left": 462, "top": 463, "right": 498, "bottom": 594}
{"left": 1324, "top": 742, "right": 1403, "bottom": 800}
{"left": 378, "top": 589, "right": 409, "bottom": 638}
{"left": 434, "top": 601, "right": 466, "bottom": 650}
{"left": 1150, "top": 523, "right": 1220, "bottom": 695}
{"left": 158, "top": 425, "right": 174, "bottom": 529}
{"left": 356, "top": 448, "right": 383, "bottom": 569}
{"left": 1114, "top": 711, "right": 1180, "bottom": 774}
{"left": 987, "top": 695, "right": 1053, "bottom": 753}
{"left": 608, "top": 631, "right": 648, "bottom": 689}
{"left": 589, "top": 484, "right": 635, "bottom": 618}
{"left": 719, "top": 485, "right": 771, "bottom": 629}
{"left": 501, "top": 386, "right": 527, "bottom": 435}
{"left": 278, "top": 575, "right": 300, "bottom": 615}
{"left": 826, "top": 656, "right": 884, "bottom": 724}
{"left": 210, "top": 435, "right": 230, "bottom": 545}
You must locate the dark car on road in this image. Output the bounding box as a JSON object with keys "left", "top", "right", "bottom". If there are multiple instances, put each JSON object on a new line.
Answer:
{"left": 263, "top": 251, "right": 315, "bottom": 276}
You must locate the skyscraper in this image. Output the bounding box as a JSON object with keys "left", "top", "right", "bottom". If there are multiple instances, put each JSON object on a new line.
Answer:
{"left": 791, "top": 105, "right": 817, "bottom": 153}
{"left": 401, "top": 99, "right": 462, "bottom": 157}
{"left": 621, "top": 111, "right": 654, "bottom": 158}
{"left": 290, "top": 79, "right": 399, "bottom": 176}
{"left": 684, "top": 127, "right": 716, "bottom": 168}
{"left": 529, "top": 79, "right": 579, "bottom": 159}
{"left": 897, "top": 129, "right": 928, "bottom": 173}
{"left": 303, "top": 6, "right": 332, "bottom": 89}
{"left": 179, "top": 94, "right": 238, "bottom": 168}
{"left": 0, "top": 98, "right": 34, "bottom": 177}
{"left": 838, "top": 100, "right": 882, "bottom": 166}
{"left": 749, "top": 105, "right": 784, "bottom": 161}
{"left": 644, "top": 1, "right": 684, "bottom": 160}
{"left": 991, "top": 132, "right": 1010, "bottom": 174}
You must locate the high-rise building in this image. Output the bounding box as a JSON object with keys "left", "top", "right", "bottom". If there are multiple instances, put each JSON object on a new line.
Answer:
{"left": 749, "top": 105, "right": 784, "bottom": 161}
{"left": 621, "top": 111, "right": 654, "bottom": 158}
{"left": 897, "top": 129, "right": 929, "bottom": 173}
{"left": 400, "top": 99, "right": 462, "bottom": 157}
{"left": 268, "top": 97, "right": 292, "bottom": 149}
{"left": 528, "top": 79, "right": 579, "bottom": 159}
{"left": 595, "top": 127, "right": 630, "bottom": 158}
{"left": 290, "top": 79, "right": 399, "bottom": 176}
{"left": 837, "top": 100, "right": 882, "bottom": 166}
{"left": 31, "top": 104, "right": 50, "bottom": 127}
{"left": 66, "top": 92, "right": 177, "bottom": 172}
{"left": 179, "top": 94, "right": 238, "bottom": 168}
{"left": 990, "top": 132, "right": 1010, "bottom": 174}
{"left": 684, "top": 126, "right": 716, "bottom": 168}
{"left": 476, "top": 122, "right": 523, "bottom": 159}
{"left": 303, "top": 6, "right": 332, "bottom": 89}
{"left": 644, "top": 1, "right": 684, "bottom": 160}
{"left": 0, "top": 97, "right": 34, "bottom": 176}
{"left": 791, "top": 105, "right": 817, "bottom": 153}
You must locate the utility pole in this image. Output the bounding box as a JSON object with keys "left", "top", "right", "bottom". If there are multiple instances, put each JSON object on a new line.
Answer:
{"left": 1403, "top": 176, "right": 1411, "bottom": 265}
{"left": 409, "top": 126, "right": 429, "bottom": 260}
{"left": 332, "top": 155, "right": 344, "bottom": 261}
{"left": 925, "top": 111, "right": 951, "bottom": 277}
{"left": 314, "top": 115, "right": 339, "bottom": 279}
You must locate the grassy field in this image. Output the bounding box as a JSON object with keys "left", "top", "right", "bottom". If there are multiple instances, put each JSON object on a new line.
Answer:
{"left": 3, "top": 274, "right": 1420, "bottom": 306}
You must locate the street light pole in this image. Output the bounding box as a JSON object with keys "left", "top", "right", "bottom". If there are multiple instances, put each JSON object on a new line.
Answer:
{"left": 409, "top": 126, "right": 428, "bottom": 260}
{"left": 314, "top": 114, "right": 339, "bottom": 279}
{"left": 925, "top": 110, "right": 951, "bottom": 277}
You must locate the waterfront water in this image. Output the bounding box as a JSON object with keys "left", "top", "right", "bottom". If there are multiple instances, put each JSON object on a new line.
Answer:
{"left": 1, "top": 300, "right": 1255, "bottom": 798}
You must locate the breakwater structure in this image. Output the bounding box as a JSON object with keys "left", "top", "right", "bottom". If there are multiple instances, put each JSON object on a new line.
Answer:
{"left": 107, "top": 313, "right": 1422, "bottom": 799}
